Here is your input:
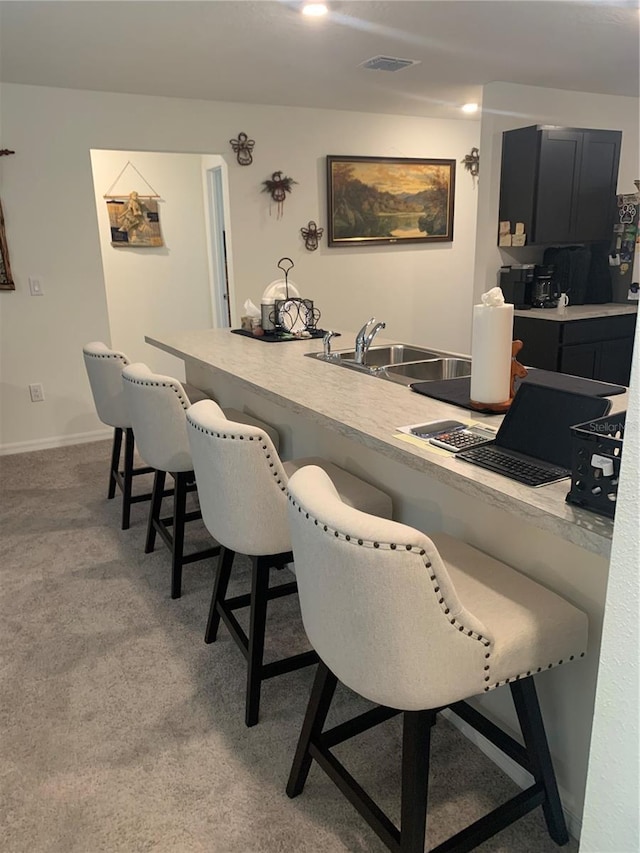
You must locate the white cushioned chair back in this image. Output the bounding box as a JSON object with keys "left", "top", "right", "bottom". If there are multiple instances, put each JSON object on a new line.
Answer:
{"left": 121, "top": 362, "right": 193, "bottom": 473}
{"left": 186, "top": 399, "right": 292, "bottom": 556}
{"left": 287, "top": 465, "right": 494, "bottom": 711}
{"left": 83, "top": 341, "right": 131, "bottom": 428}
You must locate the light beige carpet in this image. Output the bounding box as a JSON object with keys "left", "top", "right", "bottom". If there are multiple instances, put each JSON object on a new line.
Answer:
{"left": 0, "top": 440, "right": 578, "bottom": 852}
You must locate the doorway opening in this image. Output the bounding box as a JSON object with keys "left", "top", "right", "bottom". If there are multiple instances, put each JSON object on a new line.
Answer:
{"left": 89, "top": 149, "right": 234, "bottom": 376}
{"left": 205, "top": 162, "right": 232, "bottom": 327}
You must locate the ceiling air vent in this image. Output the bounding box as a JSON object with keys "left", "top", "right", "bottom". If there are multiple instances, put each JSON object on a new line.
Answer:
{"left": 360, "top": 55, "right": 420, "bottom": 72}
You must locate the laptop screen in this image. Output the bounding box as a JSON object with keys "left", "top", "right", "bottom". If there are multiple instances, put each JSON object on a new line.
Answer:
{"left": 495, "top": 384, "right": 612, "bottom": 468}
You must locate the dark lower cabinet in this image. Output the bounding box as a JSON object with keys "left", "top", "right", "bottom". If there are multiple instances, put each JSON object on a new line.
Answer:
{"left": 596, "top": 337, "right": 636, "bottom": 385}
{"left": 514, "top": 312, "right": 637, "bottom": 387}
{"left": 559, "top": 342, "right": 601, "bottom": 381}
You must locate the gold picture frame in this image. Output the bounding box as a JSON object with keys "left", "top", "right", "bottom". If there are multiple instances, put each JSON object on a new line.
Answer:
{"left": 327, "top": 155, "right": 455, "bottom": 247}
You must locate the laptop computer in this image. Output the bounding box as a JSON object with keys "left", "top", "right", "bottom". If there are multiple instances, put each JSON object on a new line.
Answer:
{"left": 457, "top": 383, "right": 612, "bottom": 487}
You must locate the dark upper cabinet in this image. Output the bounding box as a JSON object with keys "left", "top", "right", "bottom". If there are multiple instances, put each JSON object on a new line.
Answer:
{"left": 499, "top": 125, "right": 621, "bottom": 245}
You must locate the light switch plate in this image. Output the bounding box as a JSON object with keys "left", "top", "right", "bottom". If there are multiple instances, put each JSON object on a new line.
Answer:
{"left": 28, "top": 276, "right": 44, "bottom": 296}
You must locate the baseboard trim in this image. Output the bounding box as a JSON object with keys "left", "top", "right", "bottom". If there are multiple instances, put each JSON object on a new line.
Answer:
{"left": 441, "top": 708, "right": 581, "bottom": 841}
{"left": 0, "top": 428, "right": 112, "bottom": 456}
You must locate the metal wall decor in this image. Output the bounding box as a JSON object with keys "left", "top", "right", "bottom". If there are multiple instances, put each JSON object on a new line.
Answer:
{"left": 462, "top": 147, "right": 480, "bottom": 179}
{"left": 300, "top": 220, "right": 324, "bottom": 251}
{"left": 261, "top": 171, "right": 297, "bottom": 218}
{"left": 230, "top": 132, "right": 255, "bottom": 166}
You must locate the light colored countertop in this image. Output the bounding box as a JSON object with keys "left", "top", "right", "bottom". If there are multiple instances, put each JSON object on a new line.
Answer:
{"left": 146, "top": 328, "right": 627, "bottom": 558}
{"left": 514, "top": 303, "right": 638, "bottom": 322}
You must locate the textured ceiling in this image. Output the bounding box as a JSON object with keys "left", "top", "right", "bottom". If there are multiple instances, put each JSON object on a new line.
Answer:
{"left": 0, "top": 1, "right": 638, "bottom": 119}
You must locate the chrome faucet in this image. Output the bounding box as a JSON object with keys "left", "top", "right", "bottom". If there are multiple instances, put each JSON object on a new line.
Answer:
{"left": 354, "top": 317, "right": 386, "bottom": 365}
{"left": 322, "top": 330, "right": 339, "bottom": 358}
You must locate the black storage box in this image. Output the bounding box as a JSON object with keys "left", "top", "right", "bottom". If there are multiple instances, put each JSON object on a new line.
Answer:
{"left": 566, "top": 413, "right": 625, "bottom": 519}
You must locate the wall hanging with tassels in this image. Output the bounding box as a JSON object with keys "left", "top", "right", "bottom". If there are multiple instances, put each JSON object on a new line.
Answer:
{"left": 261, "top": 171, "right": 297, "bottom": 219}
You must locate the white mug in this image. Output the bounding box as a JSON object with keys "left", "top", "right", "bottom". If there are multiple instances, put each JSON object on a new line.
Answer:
{"left": 557, "top": 293, "right": 569, "bottom": 309}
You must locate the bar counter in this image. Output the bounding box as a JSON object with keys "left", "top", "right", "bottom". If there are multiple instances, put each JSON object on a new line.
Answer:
{"left": 146, "top": 327, "right": 627, "bottom": 836}
{"left": 147, "top": 328, "right": 625, "bottom": 558}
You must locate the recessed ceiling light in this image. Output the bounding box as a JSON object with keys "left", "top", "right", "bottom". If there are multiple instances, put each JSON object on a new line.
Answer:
{"left": 461, "top": 103, "right": 479, "bottom": 114}
{"left": 302, "top": 3, "right": 328, "bottom": 17}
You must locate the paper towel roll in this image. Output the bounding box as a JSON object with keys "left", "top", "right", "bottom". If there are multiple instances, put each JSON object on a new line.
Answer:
{"left": 470, "top": 303, "right": 514, "bottom": 403}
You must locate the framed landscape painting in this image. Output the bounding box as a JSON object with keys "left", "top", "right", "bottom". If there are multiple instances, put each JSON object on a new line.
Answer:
{"left": 326, "top": 155, "right": 455, "bottom": 247}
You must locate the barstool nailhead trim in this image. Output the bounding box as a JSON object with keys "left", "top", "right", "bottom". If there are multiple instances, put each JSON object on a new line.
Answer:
{"left": 290, "top": 500, "right": 498, "bottom": 685}
{"left": 124, "top": 374, "right": 191, "bottom": 410}
{"left": 85, "top": 351, "right": 128, "bottom": 364}
{"left": 187, "top": 414, "right": 288, "bottom": 493}
{"left": 483, "top": 652, "right": 587, "bottom": 692}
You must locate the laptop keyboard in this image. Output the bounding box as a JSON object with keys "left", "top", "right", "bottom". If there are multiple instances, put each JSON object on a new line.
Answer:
{"left": 459, "top": 446, "right": 569, "bottom": 486}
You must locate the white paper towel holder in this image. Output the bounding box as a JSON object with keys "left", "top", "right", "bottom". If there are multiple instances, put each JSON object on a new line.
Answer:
{"left": 470, "top": 340, "right": 528, "bottom": 413}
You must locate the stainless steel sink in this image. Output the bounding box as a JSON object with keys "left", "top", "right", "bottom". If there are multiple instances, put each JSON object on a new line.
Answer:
{"left": 306, "top": 342, "right": 471, "bottom": 384}
{"left": 306, "top": 344, "right": 442, "bottom": 371}
{"left": 379, "top": 358, "right": 472, "bottom": 385}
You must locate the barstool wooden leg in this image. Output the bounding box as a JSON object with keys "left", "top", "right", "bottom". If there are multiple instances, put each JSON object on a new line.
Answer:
{"left": 287, "top": 661, "right": 337, "bottom": 798}
{"left": 510, "top": 678, "right": 569, "bottom": 845}
{"left": 205, "top": 547, "right": 235, "bottom": 643}
{"left": 400, "top": 710, "right": 436, "bottom": 853}
{"left": 145, "top": 470, "right": 166, "bottom": 554}
{"left": 171, "top": 472, "right": 188, "bottom": 600}
{"left": 121, "top": 427, "right": 135, "bottom": 530}
{"left": 245, "top": 555, "right": 270, "bottom": 727}
{"left": 108, "top": 427, "right": 123, "bottom": 499}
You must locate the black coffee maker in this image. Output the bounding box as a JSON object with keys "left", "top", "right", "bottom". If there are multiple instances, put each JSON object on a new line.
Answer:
{"left": 498, "top": 265, "right": 535, "bottom": 309}
{"left": 531, "top": 264, "right": 558, "bottom": 308}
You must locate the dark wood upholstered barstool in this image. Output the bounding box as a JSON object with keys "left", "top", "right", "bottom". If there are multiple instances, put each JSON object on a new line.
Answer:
{"left": 185, "top": 399, "right": 393, "bottom": 727}
{"left": 121, "top": 362, "right": 217, "bottom": 597}
{"left": 285, "top": 464, "right": 589, "bottom": 853}
{"left": 83, "top": 342, "right": 154, "bottom": 530}
{"left": 122, "top": 363, "right": 281, "bottom": 599}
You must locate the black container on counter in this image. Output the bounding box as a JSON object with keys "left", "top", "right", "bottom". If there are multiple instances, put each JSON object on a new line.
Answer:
{"left": 566, "top": 412, "right": 625, "bottom": 519}
{"left": 499, "top": 264, "right": 535, "bottom": 309}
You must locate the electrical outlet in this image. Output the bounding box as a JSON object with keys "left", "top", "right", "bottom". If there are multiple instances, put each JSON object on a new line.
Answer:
{"left": 29, "top": 383, "right": 45, "bottom": 402}
{"left": 28, "top": 276, "right": 44, "bottom": 296}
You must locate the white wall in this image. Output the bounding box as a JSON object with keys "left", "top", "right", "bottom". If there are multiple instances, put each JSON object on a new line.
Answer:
{"left": 0, "top": 82, "right": 479, "bottom": 452}
{"left": 90, "top": 149, "right": 216, "bottom": 379}
{"left": 1, "top": 81, "right": 637, "bottom": 452}
{"left": 473, "top": 82, "right": 640, "bottom": 303}
{"left": 580, "top": 319, "right": 640, "bottom": 853}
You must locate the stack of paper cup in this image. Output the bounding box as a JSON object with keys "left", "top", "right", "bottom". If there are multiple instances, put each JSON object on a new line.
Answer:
{"left": 470, "top": 287, "right": 514, "bottom": 404}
